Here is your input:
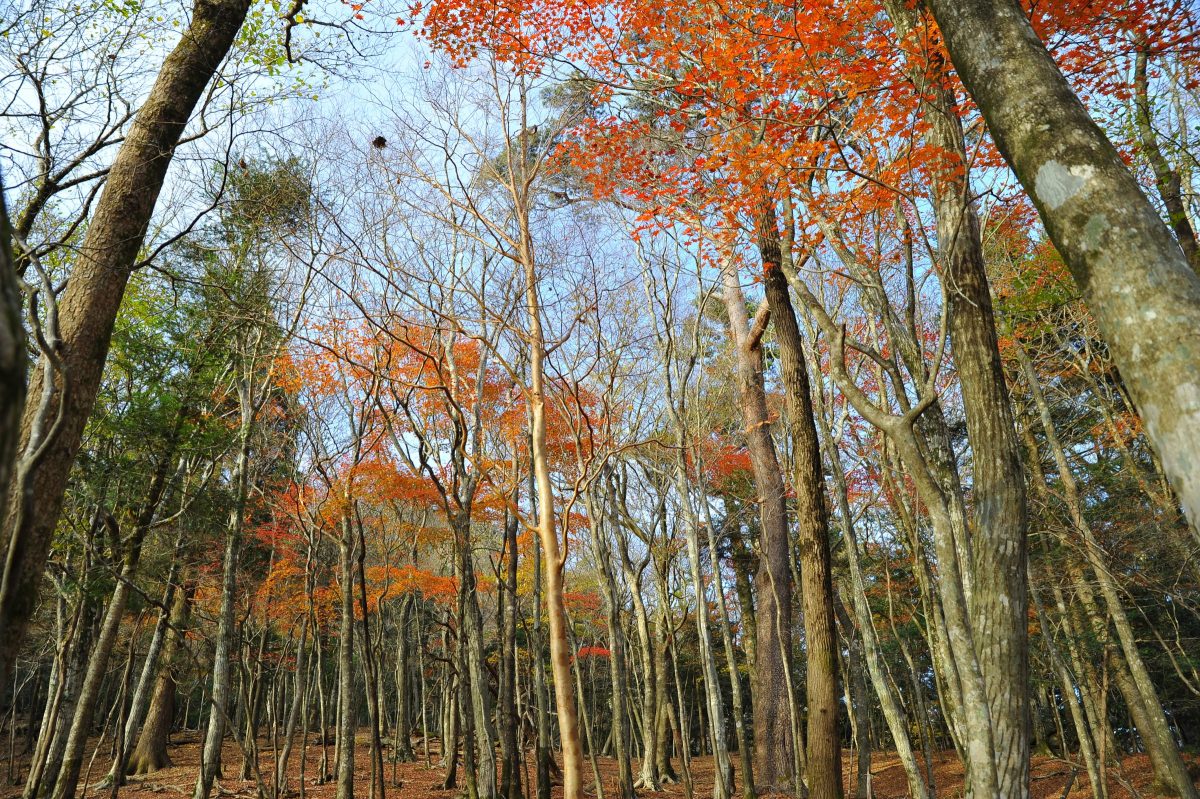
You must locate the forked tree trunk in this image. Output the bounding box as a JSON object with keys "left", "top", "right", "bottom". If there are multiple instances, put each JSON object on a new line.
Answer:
{"left": 614, "top": 530, "right": 659, "bottom": 792}
{"left": 583, "top": 492, "right": 635, "bottom": 799}
{"left": 523, "top": 241, "right": 584, "bottom": 799}
{"left": 718, "top": 258, "right": 795, "bottom": 793}
{"left": 652, "top": 609, "right": 676, "bottom": 784}
{"left": 0, "top": 0, "right": 252, "bottom": 684}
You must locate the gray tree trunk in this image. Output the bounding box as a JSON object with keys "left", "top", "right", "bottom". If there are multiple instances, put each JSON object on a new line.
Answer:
{"left": 926, "top": 0, "right": 1200, "bottom": 534}
{"left": 335, "top": 515, "right": 356, "bottom": 799}
{"left": 193, "top": 426, "right": 251, "bottom": 799}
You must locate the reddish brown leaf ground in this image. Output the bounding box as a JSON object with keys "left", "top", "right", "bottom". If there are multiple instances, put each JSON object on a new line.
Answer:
{"left": 3, "top": 732, "right": 1195, "bottom": 799}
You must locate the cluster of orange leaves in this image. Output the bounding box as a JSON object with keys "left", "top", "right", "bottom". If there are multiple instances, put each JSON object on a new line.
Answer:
{"left": 409, "top": 0, "right": 1198, "bottom": 309}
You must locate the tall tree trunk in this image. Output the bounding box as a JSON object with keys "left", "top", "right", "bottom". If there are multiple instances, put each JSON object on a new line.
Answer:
{"left": 756, "top": 203, "right": 842, "bottom": 799}
{"left": 456, "top": 512, "right": 497, "bottom": 799}
{"left": 335, "top": 513, "right": 357, "bottom": 799}
{"left": 652, "top": 608, "right": 676, "bottom": 784}
{"left": 523, "top": 244, "right": 584, "bottom": 799}
{"left": 356, "top": 514, "right": 385, "bottom": 799}
{"left": 881, "top": 9, "right": 1033, "bottom": 792}
{"left": 717, "top": 257, "right": 795, "bottom": 793}
{"left": 0, "top": 0, "right": 252, "bottom": 683}
{"left": 531, "top": 503, "right": 552, "bottom": 799}
{"left": 925, "top": 0, "right": 1200, "bottom": 532}
{"left": 393, "top": 595, "right": 415, "bottom": 764}
{"left": 498, "top": 507, "right": 522, "bottom": 799}
{"left": 193, "top": 421, "right": 252, "bottom": 799}
{"left": 0, "top": 179, "right": 23, "bottom": 611}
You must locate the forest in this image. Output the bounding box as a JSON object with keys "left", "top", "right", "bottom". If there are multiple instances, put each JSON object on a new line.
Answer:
{"left": 1, "top": 0, "right": 1199, "bottom": 798}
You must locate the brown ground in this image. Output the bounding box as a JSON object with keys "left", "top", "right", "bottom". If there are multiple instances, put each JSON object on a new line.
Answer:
{"left": 3, "top": 732, "right": 1196, "bottom": 799}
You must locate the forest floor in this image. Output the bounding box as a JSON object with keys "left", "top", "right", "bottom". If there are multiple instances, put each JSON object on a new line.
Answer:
{"left": 3, "top": 732, "right": 1197, "bottom": 799}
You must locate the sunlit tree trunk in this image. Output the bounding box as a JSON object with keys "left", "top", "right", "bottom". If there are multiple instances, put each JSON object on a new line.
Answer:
{"left": 521, "top": 234, "right": 584, "bottom": 799}
{"left": 882, "top": 10, "right": 1033, "bottom": 793}
{"left": 717, "top": 257, "right": 796, "bottom": 793}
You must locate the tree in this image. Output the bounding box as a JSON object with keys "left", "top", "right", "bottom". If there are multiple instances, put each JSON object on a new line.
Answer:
{"left": 0, "top": 0, "right": 254, "bottom": 687}
{"left": 0, "top": 177, "right": 21, "bottom": 566}
{"left": 755, "top": 201, "right": 842, "bottom": 799}
{"left": 925, "top": 0, "right": 1200, "bottom": 550}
